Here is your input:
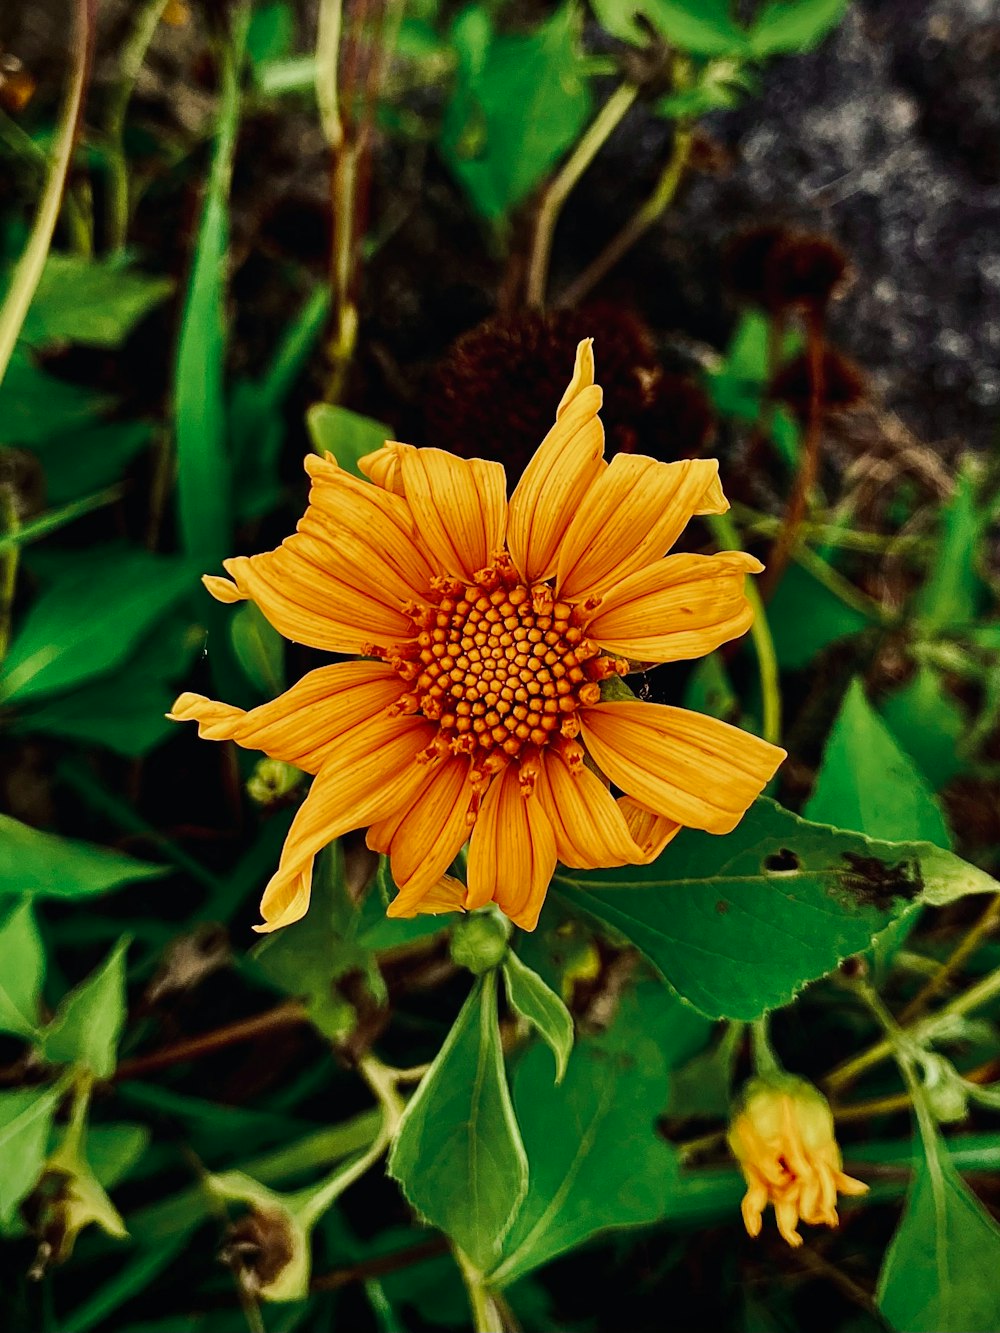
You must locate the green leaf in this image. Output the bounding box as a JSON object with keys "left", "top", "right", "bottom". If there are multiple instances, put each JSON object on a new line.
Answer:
{"left": 230, "top": 601, "right": 285, "bottom": 696}
{"left": 306, "top": 402, "right": 391, "bottom": 480}
{"left": 0, "top": 899, "right": 44, "bottom": 1038}
{"left": 747, "top": 0, "right": 848, "bottom": 57}
{"left": 174, "top": 12, "right": 248, "bottom": 561}
{"left": 913, "top": 462, "right": 987, "bottom": 632}
{"left": 554, "top": 798, "right": 993, "bottom": 1020}
{"left": 42, "top": 938, "right": 129, "bottom": 1078}
{"left": 880, "top": 664, "right": 967, "bottom": 790}
{"left": 388, "top": 971, "right": 528, "bottom": 1272}
{"left": 440, "top": 3, "right": 591, "bottom": 222}
{"left": 502, "top": 950, "right": 574, "bottom": 1083}
{"left": 0, "top": 349, "right": 109, "bottom": 446}
{"left": 29, "top": 420, "right": 152, "bottom": 504}
{"left": 0, "top": 1084, "right": 63, "bottom": 1224}
{"left": 20, "top": 254, "right": 172, "bottom": 348}
{"left": 0, "top": 814, "right": 166, "bottom": 900}
{"left": 877, "top": 1143, "right": 1000, "bottom": 1332}
{"left": 247, "top": 1, "right": 294, "bottom": 66}
{"left": 805, "top": 678, "right": 951, "bottom": 847}
{"left": 768, "top": 563, "right": 873, "bottom": 668}
{"left": 490, "top": 979, "right": 680, "bottom": 1286}
{"left": 591, "top": 0, "right": 749, "bottom": 55}
{"left": 0, "top": 546, "right": 194, "bottom": 704}
{"left": 667, "top": 1022, "right": 742, "bottom": 1119}
{"left": 13, "top": 613, "right": 201, "bottom": 757}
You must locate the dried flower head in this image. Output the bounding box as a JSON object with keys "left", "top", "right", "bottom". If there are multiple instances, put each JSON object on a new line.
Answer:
{"left": 724, "top": 225, "right": 850, "bottom": 313}
{"left": 728, "top": 1074, "right": 868, "bottom": 1247}
{"left": 171, "top": 341, "right": 783, "bottom": 933}
{"left": 770, "top": 346, "right": 866, "bottom": 421}
{"left": 426, "top": 308, "right": 666, "bottom": 481}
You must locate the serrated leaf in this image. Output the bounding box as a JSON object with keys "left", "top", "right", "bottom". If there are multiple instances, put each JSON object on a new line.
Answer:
{"left": 878, "top": 1143, "right": 1000, "bottom": 1332}
{"left": 0, "top": 546, "right": 195, "bottom": 704}
{"left": 0, "top": 814, "right": 166, "bottom": 900}
{"left": 0, "top": 899, "right": 44, "bottom": 1038}
{"left": 502, "top": 950, "right": 574, "bottom": 1083}
{"left": 41, "top": 938, "right": 129, "bottom": 1078}
{"left": 805, "top": 677, "right": 951, "bottom": 847}
{"left": 307, "top": 403, "right": 391, "bottom": 480}
{"left": 440, "top": 3, "right": 591, "bottom": 222}
{"left": 490, "top": 979, "right": 680, "bottom": 1286}
{"left": 0, "top": 1084, "right": 62, "bottom": 1224}
{"left": 554, "top": 798, "right": 996, "bottom": 1020}
{"left": 747, "top": 0, "right": 847, "bottom": 57}
{"left": 388, "top": 971, "right": 528, "bottom": 1271}
{"left": 20, "top": 254, "right": 172, "bottom": 348}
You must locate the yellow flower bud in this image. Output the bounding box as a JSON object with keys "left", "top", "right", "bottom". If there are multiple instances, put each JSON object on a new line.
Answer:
{"left": 727, "top": 1074, "right": 868, "bottom": 1247}
{"left": 246, "top": 759, "right": 303, "bottom": 807}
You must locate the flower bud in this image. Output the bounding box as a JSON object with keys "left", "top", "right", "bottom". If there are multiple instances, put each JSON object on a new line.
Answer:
{"left": 727, "top": 1073, "right": 867, "bottom": 1247}
{"left": 449, "top": 905, "right": 511, "bottom": 975}
{"left": 246, "top": 759, "right": 303, "bottom": 807}
{"left": 211, "top": 1173, "right": 310, "bottom": 1302}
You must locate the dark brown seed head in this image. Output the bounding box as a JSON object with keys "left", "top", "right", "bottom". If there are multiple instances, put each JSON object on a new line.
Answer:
{"left": 770, "top": 346, "right": 866, "bottom": 421}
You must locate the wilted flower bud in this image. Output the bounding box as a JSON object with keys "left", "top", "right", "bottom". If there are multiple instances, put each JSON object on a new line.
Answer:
{"left": 449, "top": 905, "right": 511, "bottom": 975}
{"left": 727, "top": 1074, "right": 867, "bottom": 1247}
{"left": 212, "top": 1173, "right": 310, "bottom": 1302}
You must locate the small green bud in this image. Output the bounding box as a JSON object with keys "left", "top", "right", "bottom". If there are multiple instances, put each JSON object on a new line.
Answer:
{"left": 449, "top": 906, "right": 511, "bottom": 975}
{"left": 246, "top": 759, "right": 303, "bottom": 807}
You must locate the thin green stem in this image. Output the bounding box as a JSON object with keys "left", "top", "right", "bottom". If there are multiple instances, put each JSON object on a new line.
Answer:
{"left": 750, "top": 1017, "right": 781, "bottom": 1077}
{"left": 315, "top": 0, "right": 345, "bottom": 151}
{"left": 0, "top": 486, "right": 121, "bottom": 556}
{"left": 557, "top": 121, "right": 694, "bottom": 310}
{"left": 896, "top": 893, "right": 1000, "bottom": 1027}
{"left": 455, "top": 1248, "right": 504, "bottom": 1333}
{"left": 793, "top": 543, "right": 892, "bottom": 624}
{"left": 526, "top": 82, "right": 638, "bottom": 310}
{"left": 0, "top": 483, "right": 19, "bottom": 664}
{"left": 0, "top": 111, "right": 90, "bottom": 254}
{"left": 709, "top": 512, "right": 782, "bottom": 745}
{"left": 0, "top": 0, "right": 91, "bottom": 386}
{"left": 104, "top": 0, "right": 171, "bottom": 251}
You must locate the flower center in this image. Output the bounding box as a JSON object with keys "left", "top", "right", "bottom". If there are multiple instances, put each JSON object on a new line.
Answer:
{"left": 387, "top": 555, "right": 623, "bottom": 762}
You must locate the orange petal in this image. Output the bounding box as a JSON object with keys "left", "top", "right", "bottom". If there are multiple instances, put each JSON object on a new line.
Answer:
{"left": 203, "top": 573, "right": 244, "bottom": 603}
{"left": 584, "top": 552, "right": 762, "bottom": 663}
{"left": 466, "top": 765, "right": 556, "bottom": 931}
{"left": 617, "top": 795, "right": 682, "bottom": 863}
{"left": 507, "top": 345, "right": 606, "bottom": 582}
{"left": 254, "top": 716, "right": 434, "bottom": 932}
{"left": 368, "top": 755, "right": 476, "bottom": 912}
{"left": 220, "top": 545, "right": 413, "bottom": 654}
{"left": 302, "top": 453, "right": 433, "bottom": 599}
{"left": 398, "top": 447, "right": 507, "bottom": 580}
{"left": 580, "top": 701, "right": 785, "bottom": 835}
{"left": 388, "top": 874, "right": 468, "bottom": 918}
{"left": 556, "top": 456, "right": 730, "bottom": 601}
{"left": 534, "top": 746, "right": 639, "bottom": 869}
{"left": 358, "top": 441, "right": 408, "bottom": 495}
{"left": 168, "top": 661, "right": 406, "bottom": 774}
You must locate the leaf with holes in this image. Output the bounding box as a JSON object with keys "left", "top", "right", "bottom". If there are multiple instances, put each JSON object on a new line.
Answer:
{"left": 553, "top": 798, "right": 997, "bottom": 1020}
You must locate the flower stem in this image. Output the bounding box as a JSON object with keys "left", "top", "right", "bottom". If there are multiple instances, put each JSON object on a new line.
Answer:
{"left": 557, "top": 122, "right": 694, "bottom": 310}
{"left": 454, "top": 1248, "right": 505, "bottom": 1333}
{"left": 896, "top": 892, "right": 1000, "bottom": 1027}
{"left": 525, "top": 82, "right": 638, "bottom": 310}
{"left": 709, "top": 512, "right": 782, "bottom": 746}
{"left": 0, "top": 483, "right": 20, "bottom": 665}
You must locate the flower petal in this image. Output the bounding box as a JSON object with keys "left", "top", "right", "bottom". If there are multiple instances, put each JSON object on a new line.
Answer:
{"left": 398, "top": 447, "right": 507, "bottom": 580}
{"left": 254, "top": 715, "right": 435, "bottom": 932}
{"left": 368, "top": 755, "right": 476, "bottom": 912}
{"left": 466, "top": 765, "right": 556, "bottom": 931}
{"left": 219, "top": 545, "right": 414, "bottom": 654}
{"left": 507, "top": 346, "right": 606, "bottom": 583}
{"left": 581, "top": 701, "right": 785, "bottom": 834}
{"left": 534, "top": 746, "right": 639, "bottom": 869}
{"left": 617, "top": 795, "right": 682, "bottom": 864}
{"left": 388, "top": 874, "right": 469, "bottom": 918}
{"left": 168, "top": 661, "right": 405, "bottom": 774}
{"left": 358, "top": 441, "right": 408, "bottom": 495}
{"left": 584, "top": 552, "right": 762, "bottom": 662}
{"left": 556, "top": 456, "right": 730, "bottom": 601}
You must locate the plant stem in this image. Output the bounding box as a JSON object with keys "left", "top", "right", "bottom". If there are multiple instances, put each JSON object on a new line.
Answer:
{"left": 0, "top": 0, "right": 93, "bottom": 386}
{"left": 525, "top": 82, "right": 637, "bottom": 310}
{"left": 115, "top": 1002, "right": 308, "bottom": 1080}
{"left": 709, "top": 512, "right": 782, "bottom": 745}
{"left": 557, "top": 122, "right": 694, "bottom": 309}
{"left": 760, "top": 311, "right": 825, "bottom": 601}
{"left": 750, "top": 1017, "right": 782, "bottom": 1076}
{"left": 315, "top": 0, "right": 345, "bottom": 151}
{"left": 104, "top": 0, "right": 171, "bottom": 252}
{"left": 0, "top": 482, "right": 19, "bottom": 664}
{"left": 896, "top": 892, "right": 1000, "bottom": 1028}
{"left": 455, "top": 1248, "right": 505, "bottom": 1333}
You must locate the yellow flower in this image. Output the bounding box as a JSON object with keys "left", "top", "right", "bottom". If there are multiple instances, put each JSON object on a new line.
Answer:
{"left": 728, "top": 1075, "right": 868, "bottom": 1247}
{"left": 170, "top": 340, "right": 784, "bottom": 934}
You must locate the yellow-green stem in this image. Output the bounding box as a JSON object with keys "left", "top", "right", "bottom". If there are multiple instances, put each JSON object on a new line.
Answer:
{"left": 526, "top": 82, "right": 638, "bottom": 310}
